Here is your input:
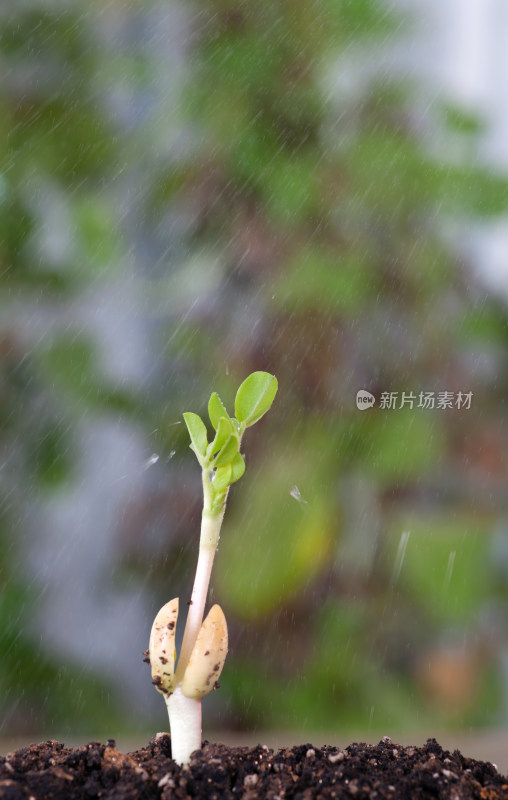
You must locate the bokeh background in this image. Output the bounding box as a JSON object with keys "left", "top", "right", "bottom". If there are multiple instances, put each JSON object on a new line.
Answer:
{"left": 2, "top": 0, "right": 508, "bottom": 753}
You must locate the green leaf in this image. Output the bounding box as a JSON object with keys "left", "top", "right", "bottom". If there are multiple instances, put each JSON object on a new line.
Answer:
{"left": 183, "top": 412, "right": 208, "bottom": 458}
{"left": 229, "top": 452, "right": 245, "bottom": 484}
{"left": 213, "top": 464, "right": 232, "bottom": 492}
{"left": 213, "top": 433, "right": 239, "bottom": 467}
{"left": 208, "top": 416, "right": 234, "bottom": 457}
{"left": 208, "top": 392, "right": 229, "bottom": 430}
{"left": 234, "top": 372, "right": 278, "bottom": 427}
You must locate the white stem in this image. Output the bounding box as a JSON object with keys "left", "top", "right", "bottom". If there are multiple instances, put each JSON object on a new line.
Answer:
{"left": 169, "top": 450, "right": 239, "bottom": 763}
{"left": 175, "top": 470, "right": 225, "bottom": 678}
{"left": 175, "top": 531, "right": 217, "bottom": 680}
{"left": 166, "top": 686, "right": 202, "bottom": 764}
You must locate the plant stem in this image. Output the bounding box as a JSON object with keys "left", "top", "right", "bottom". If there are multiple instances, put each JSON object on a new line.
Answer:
{"left": 175, "top": 470, "right": 225, "bottom": 681}
{"left": 167, "top": 470, "right": 226, "bottom": 763}
{"left": 166, "top": 687, "right": 201, "bottom": 764}
{"left": 168, "top": 431, "right": 243, "bottom": 763}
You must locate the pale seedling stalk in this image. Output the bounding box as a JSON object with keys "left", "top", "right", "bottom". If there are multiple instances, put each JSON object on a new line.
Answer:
{"left": 147, "top": 372, "right": 278, "bottom": 765}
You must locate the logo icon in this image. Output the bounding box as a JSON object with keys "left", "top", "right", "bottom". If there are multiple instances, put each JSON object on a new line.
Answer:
{"left": 356, "top": 389, "right": 375, "bottom": 410}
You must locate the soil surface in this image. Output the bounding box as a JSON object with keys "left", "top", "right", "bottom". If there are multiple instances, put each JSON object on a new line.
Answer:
{"left": 1, "top": 734, "right": 507, "bottom": 799}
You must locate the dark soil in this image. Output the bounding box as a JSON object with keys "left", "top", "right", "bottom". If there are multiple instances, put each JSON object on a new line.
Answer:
{"left": 1, "top": 734, "right": 507, "bottom": 800}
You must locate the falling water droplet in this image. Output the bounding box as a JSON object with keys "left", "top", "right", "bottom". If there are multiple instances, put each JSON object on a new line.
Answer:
{"left": 143, "top": 453, "right": 159, "bottom": 469}
{"left": 444, "top": 550, "right": 456, "bottom": 592}
{"left": 391, "top": 531, "right": 410, "bottom": 585}
{"left": 290, "top": 486, "right": 308, "bottom": 504}
{"left": 167, "top": 450, "right": 176, "bottom": 461}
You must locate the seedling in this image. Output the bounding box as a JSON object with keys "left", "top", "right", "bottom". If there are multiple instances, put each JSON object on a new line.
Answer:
{"left": 147, "top": 371, "right": 278, "bottom": 764}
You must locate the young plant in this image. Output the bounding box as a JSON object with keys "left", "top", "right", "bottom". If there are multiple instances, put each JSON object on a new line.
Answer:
{"left": 147, "top": 371, "right": 278, "bottom": 765}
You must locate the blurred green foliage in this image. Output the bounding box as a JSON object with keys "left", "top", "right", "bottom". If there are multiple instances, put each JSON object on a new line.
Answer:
{"left": 1, "top": 0, "right": 508, "bottom": 740}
